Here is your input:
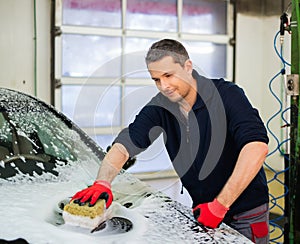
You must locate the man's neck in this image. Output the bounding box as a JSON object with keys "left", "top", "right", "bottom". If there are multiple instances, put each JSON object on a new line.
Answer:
{"left": 178, "top": 78, "right": 197, "bottom": 114}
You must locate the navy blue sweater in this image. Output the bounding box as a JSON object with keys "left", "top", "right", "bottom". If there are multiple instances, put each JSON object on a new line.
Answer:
{"left": 114, "top": 70, "right": 269, "bottom": 216}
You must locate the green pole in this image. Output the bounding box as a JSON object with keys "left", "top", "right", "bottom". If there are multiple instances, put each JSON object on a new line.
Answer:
{"left": 289, "top": 0, "right": 300, "bottom": 243}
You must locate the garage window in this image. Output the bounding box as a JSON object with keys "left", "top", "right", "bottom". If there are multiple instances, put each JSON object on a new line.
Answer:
{"left": 54, "top": 0, "right": 233, "bottom": 173}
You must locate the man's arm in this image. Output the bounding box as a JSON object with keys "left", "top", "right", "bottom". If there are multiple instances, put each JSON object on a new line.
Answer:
{"left": 216, "top": 141, "right": 269, "bottom": 208}
{"left": 71, "top": 143, "right": 129, "bottom": 207}
{"left": 193, "top": 141, "right": 268, "bottom": 228}
{"left": 96, "top": 143, "right": 130, "bottom": 183}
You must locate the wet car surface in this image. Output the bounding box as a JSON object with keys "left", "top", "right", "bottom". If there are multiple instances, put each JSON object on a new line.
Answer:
{"left": 0, "top": 88, "right": 252, "bottom": 243}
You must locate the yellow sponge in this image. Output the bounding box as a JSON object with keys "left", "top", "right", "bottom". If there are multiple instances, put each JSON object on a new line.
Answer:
{"left": 63, "top": 199, "right": 105, "bottom": 219}
{"left": 62, "top": 199, "right": 108, "bottom": 229}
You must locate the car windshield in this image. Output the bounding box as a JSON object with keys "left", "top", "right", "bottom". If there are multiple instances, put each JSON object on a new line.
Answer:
{"left": 0, "top": 88, "right": 104, "bottom": 183}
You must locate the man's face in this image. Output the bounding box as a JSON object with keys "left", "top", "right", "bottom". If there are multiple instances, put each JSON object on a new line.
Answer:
{"left": 148, "top": 56, "right": 194, "bottom": 103}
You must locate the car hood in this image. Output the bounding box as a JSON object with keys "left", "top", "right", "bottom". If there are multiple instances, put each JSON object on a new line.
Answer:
{"left": 0, "top": 168, "right": 252, "bottom": 244}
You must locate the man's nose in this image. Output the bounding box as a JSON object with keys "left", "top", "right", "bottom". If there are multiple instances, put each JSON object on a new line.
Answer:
{"left": 160, "top": 78, "right": 169, "bottom": 90}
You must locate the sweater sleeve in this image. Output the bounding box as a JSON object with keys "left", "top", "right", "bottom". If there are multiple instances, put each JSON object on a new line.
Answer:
{"left": 222, "top": 83, "right": 269, "bottom": 151}
{"left": 114, "top": 103, "right": 163, "bottom": 158}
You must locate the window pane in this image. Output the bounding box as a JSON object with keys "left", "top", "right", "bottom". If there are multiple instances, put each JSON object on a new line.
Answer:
{"left": 126, "top": 0, "right": 177, "bottom": 31}
{"left": 62, "top": 0, "right": 121, "bottom": 28}
{"left": 127, "top": 135, "right": 173, "bottom": 173}
{"left": 93, "top": 134, "right": 115, "bottom": 151}
{"left": 124, "top": 86, "right": 158, "bottom": 125}
{"left": 184, "top": 41, "right": 227, "bottom": 78}
{"left": 94, "top": 134, "right": 173, "bottom": 174}
{"left": 62, "top": 85, "right": 121, "bottom": 127}
{"left": 124, "top": 38, "right": 157, "bottom": 78}
{"left": 62, "top": 34, "right": 121, "bottom": 77}
{"left": 182, "top": 0, "right": 227, "bottom": 34}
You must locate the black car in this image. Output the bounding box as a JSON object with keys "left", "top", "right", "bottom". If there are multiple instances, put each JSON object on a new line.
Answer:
{"left": 0, "top": 88, "right": 252, "bottom": 243}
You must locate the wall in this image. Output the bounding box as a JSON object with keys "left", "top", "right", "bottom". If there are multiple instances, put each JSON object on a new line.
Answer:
{"left": 236, "top": 13, "right": 291, "bottom": 170}
{"left": 0, "top": 0, "right": 51, "bottom": 103}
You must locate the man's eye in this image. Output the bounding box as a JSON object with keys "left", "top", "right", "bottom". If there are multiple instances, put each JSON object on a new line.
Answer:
{"left": 165, "top": 74, "right": 172, "bottom": 78}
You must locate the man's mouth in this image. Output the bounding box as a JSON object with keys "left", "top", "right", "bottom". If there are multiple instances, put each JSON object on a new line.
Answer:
{"left": 164, "top": 90, "right": 175, "bottom": 97}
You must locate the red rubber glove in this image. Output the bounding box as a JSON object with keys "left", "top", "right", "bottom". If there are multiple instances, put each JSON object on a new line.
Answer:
{"left": 193, "top": 198, "right": 229, "bottom": 228}
{"left": 71, "top": 180, "right": 113, "bottom": 208}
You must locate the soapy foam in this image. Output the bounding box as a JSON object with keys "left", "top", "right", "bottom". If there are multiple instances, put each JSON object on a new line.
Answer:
{"left": 0, "top": 170, "right": 252, "bottom": 244}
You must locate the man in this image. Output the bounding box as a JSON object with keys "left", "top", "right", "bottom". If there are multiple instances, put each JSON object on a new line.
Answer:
{"left": 72, "top": 39, "right": 269, "bottom": 243}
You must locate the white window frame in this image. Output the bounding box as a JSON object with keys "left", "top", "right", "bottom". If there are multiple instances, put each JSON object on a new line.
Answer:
{"left": 54, "top": 0, "right": 234, "bottom": 172}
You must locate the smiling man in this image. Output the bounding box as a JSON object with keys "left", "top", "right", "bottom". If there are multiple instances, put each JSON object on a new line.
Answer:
{"left": 72, "top": 39, "right": 270, "bottom": 243}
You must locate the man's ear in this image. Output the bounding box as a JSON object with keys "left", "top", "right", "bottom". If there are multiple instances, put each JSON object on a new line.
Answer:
{"left": 184, "top": 59, "right": 193, "bottom": 74}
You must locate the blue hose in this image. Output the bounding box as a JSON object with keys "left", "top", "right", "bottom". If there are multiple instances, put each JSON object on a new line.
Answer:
{"left": 265, "top": 31, "right": 291, "bottom": 244}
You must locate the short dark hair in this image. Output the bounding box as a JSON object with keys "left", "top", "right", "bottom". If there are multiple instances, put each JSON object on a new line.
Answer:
{"left": 145, "top": 39, "right": 190, "bottom": 67}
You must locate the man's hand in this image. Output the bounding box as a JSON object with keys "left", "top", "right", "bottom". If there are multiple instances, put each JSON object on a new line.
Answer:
{"left": 193, "top": 198, "right": 229, "bottom": 228}
{"left": 71, "top": 180, "right": 113, "bottom": 208}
